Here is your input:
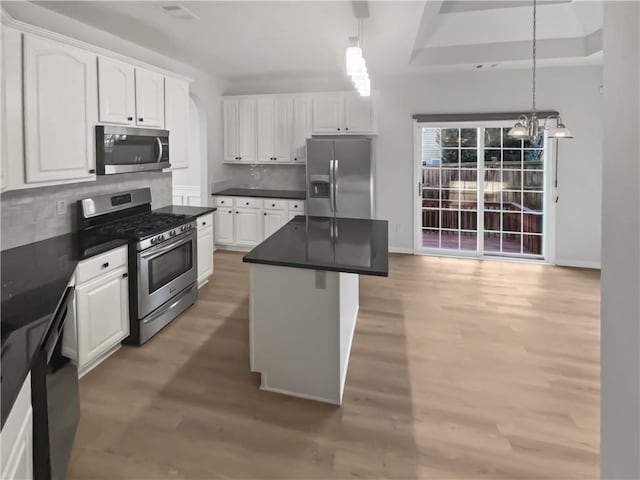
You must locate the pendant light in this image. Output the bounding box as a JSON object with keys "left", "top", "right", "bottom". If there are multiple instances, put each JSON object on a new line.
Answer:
{"left": 508, "top": 0, "right": 573, "bottom": 141}
{"left": 345, "top": 19, "right": 371, "bottom": 97}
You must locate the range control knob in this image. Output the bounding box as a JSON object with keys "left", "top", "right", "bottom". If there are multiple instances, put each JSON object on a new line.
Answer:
{"left": 170, "top": 230, "right": 176, "bottom": 237}
{"left": 160, "top": 235, "right": 165, "bottom": 241}
{"left": 151, "top": 238, "right": 157, "bottom": 245}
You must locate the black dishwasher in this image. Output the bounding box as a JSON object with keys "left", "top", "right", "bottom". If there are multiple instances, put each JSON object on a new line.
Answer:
{"left": 31, "top": 286, "right": 80, "bottom": 480}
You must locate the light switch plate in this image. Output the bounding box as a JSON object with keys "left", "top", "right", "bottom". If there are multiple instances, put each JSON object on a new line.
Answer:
{"left": 56, "top": 200, "right": 67, "bottom": 215}
{"left": 315, "top": 271, "right": 326, "bottom": 289}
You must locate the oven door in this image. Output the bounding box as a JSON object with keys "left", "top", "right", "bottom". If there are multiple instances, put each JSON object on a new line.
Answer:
{"left": 137, "top": 232, "right": 197, "bottom": 318}
{"left": 97, "top": 126, "right": 170, "bottom": 175}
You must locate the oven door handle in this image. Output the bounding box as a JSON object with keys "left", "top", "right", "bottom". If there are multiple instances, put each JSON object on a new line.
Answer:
{"left": 155, "top": 137, "right": 163, "bottom": 163}
{"left": 140, "top": 233, "right": 193, "bottom": 259}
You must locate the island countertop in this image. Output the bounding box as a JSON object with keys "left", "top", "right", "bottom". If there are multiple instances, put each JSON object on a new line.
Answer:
{"left": 243, "top": 216, "right": 389, "bottom": 277}
{"left": 212, "top": 188, "right": 306, "bottom": 200}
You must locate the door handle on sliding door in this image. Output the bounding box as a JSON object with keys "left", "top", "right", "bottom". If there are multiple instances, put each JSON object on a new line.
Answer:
{"left": 329, "top": 159, "right": 335, "bottom": 212}
{"left": 333, "top": 159, "right": 339, "bottom": 213}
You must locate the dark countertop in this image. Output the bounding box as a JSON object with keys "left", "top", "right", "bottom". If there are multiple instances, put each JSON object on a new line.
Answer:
{"left": 1, "top": 233, "right": 128, "bottom": 428}
{"left": 243, "top": 216, "right": 389, "bottom": 277}
{"left": 154, "top": 205, "right": 217, "bottom": 219}
{"left": 211, "top": 188, "right": 306, "bottom": 200}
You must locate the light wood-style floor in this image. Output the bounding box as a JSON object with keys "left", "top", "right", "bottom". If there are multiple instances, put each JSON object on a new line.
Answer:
{"left": 68, "top": 251, "right": 600, "bottom": 479}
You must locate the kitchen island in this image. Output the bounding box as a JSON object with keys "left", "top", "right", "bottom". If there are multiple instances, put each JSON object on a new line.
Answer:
{"left": 243, "top": 216, "right": 388, "bottom": 405}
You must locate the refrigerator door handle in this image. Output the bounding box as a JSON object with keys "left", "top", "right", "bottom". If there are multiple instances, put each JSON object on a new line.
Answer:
{"left": 333, "top": 159, "right": 339, "bottom": 213}
{"left": 329, "top": 159, "right": 335, "bottom": 212}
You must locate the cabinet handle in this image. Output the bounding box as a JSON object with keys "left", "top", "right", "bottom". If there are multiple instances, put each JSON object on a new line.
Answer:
{"left": 337, "top": 128, "right": 341, "bottom": 131}
{"left": 271, "top": 204, "right": 275, "bottom": 207}
{"left": 345, "top": 127, "right": 349, "bottom": 131}
{"left": 263, "top": 212, "right": 267, "bottom": 216}
{"left": 127, "top": 116, "right": 133, "bottom": 121}
{"left": 228, "top": 210, "right": 232, "bottom": 213}
{"left": 235, "top": 211, "right": 239, "bottom": 214}
{"left": 294, "top": 158, "right": 297, "bottom": 161}
{"left": 102, "top": 262, "right": 109, "bottom": 269}
{"left": 202, "top": 221, "right": 206, "bottom": 226}
{"left": 139, "top": 118, "right": 144, "bottom": 122}
{"left": 89, "top": 169, "right": 96, "bottom": 174}
{"left": 238, "top": 156, "right": 242, "bottom": 160}
{"left": 122, "top": 273, "right": 128, "bottom": 278}
{"left": 245, "top": 202, "right": 249, "bottom": 205}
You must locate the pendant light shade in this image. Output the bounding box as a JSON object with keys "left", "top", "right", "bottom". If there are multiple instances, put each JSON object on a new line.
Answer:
{"left": 508, "top": 122, "right": 529, "bottom": 139}
{"left": 345, "top": 19, "right": 371, "bottom": 97}
{"left": 346, "top": 46, "right": 363, "bottom": 76}
{"left": 548, "top": 121, "right": 573, "bottom": 138}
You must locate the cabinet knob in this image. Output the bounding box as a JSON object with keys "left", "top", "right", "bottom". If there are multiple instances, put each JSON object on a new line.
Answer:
{"left": 122, "top": 273, "right": 128, "bottom": 278}
{"left": 202, "top": 221, "right": 206, "bottom": 226}
{"left": 271, "top": 204, "right": 275, "bottom": 207}
{"left": 228, "top": 210, "right": 232, "bottom": 213}
{"left": 345, "top": 127, "right": 349, "bottom": 131}
{"left": 238, "top": 156, "right": 242, "bottom": 160}
{"left": 337, "top": 128, "right": 341, "bottom": 131}
{"left": 138, "top": 118, "right": 143, "bottom": 122}
{"left": 294, "top": 158, "right": 297, "bottom": 161}
{"left": 235, "top": 211, "right": 239, "bottom": 214}
{"left": 245, "top": 202, "right": 249, "bottom": 205}
{"left": 89, "top": 169, "right": 96, "bottom": 174}
{"left": 263, "top": 212, "right": 267, "bottom": 216}
{"left": 127, "top": 116, "right": 133, "bottom": 121}
{"left": 102, "top": 262, "right": 109, "bottom": 269}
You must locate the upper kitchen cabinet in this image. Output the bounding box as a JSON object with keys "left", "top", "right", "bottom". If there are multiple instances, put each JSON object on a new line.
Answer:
{"left": 164, "top": 76, "right": 190, "bottom": 169}
{"left": 23, "top": 34, "right": 98, "bottom": 184}
{"left": 257, "top": 96, "right": 293, "bottom": 163}
{"left": 312, "top": 92, "right": 375, "bottom": 134}
{"left": 292, "top": 95, "right": 312, "bottom": 163}
{"left": 135, "top": 68, "right": 165, "bottom": 128}
{"left": 1, "top": 26, "right": 23, "bottom": 192}
{"left": 223, "top": 97, "right": 256, "bottom": 162}
{"left": 97, "top": 57, "right": 136, "bottom": 125}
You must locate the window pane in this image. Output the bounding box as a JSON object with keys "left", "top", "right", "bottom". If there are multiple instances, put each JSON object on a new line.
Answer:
{"left": 441, "top": 210, "right": 459, "bottom": 229}
{"left": 422, "top": 229, "right": 440, "bottom": 248}
{"left": 460, "top": 231, "right": 478, "bottom": 251}
{"left": 422, "top": 209, "right": 440, "bottom": 228}
{"left": 484, "top": 232, "right": 501, "bottom": 252}
{"left": 503, "top": 149, "right": 522, "bottom": 166}
{"left": 502, "top": 191, "right": 522, "bottom": 206}
{"left": 422, "top": 188, "right": 440, "bottom": 200}
{"left": 522, "top": 191, "right": 543, "bottom": 210}
{"left": 484, "top": 169, "right": 502, "bottom": 183}
{"left": 441, "top": 168, "right": 459, "bottom": 184}
{"left": 460, "top": 211, "right": 477, "bottom": 229}
{"left": 523, "top": 212, "right": 543, "bottom": 234}
{"left": 485, "top": 128, "right": 501, "bottom": 148}
{"left": 441, "top": 129, "right": 459, "bottom": 147}
{"left": 523, "top": 234, "right": 543, "bottom": 255}
{"left": 441, "top": 149, "right": 459, "bottom": 165}
{"left": 502, "top": 212, "right": 521, "bottom": 233}
{"left": 422, "top": 168, "right": 441, "bottom": 187}
{"left": 523, "top": 133, "right": 544, "bottom": 149}
{"left": 484, "top": 211, "right": 500, "bottom": 231}
{"left": 502, "top": 170, "right": 521, "bottom": 189}
{"left": 503, "top": 128, "right": 522, "bottom": 148}
{"left": 440, "top": 230, "right": 459, "bottom": 249}
{"left": 484, "top": 149, "right": 501, "bottom": 168}
{"left": 523, "top": 171, "right": 543, "bottom": 190}
{"left": 461, "top": 149, "right": 477, "bottom": 164}
{"left": 524, "top": 149, "right": 544, "bottom": 168}
{"left": 460, "top": 128, "right": 477, "bottom": 147}
{"left": 502, "top": 233, "right": 522, "bottom": 253}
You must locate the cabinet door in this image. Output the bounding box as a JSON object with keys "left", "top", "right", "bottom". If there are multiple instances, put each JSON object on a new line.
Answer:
{"left": 263, "top": 210, "right": 287, "bottom": 239}
{"left": 292, "top": 96, "right": 312, "bottom": 163}
{"left": 135, "top": 68, "right": 165, "bottom": 128}
{"left": 76, "top": 267, "right": 129, "bottom": 368}
{"left": 235, "top": 207, "right": 261, "bottom": 246}
{"left": 345, "top": 93, "right": 374, "bottom": 133}
{"left": 23, "top": 35, "right": 98, "bottom": 183}
{"left": 165, "top": 76, "right": 190, "bottom": 169}
{"left": 215, "top": 208, "right": 235, "bottom": 244}
{"left": 98, "top": 56, "right": 135, "bottom": 125}
{"left": 256, "top": 96, "right": 274, "bottom": 162}
{"left": 197, "top": 226, "right": 214, "bottom": 286}
{"left": 223, "top": 99, "right": 239, "bottom": 161}
{"left": 273, "top": 96, "right": 293, "bottom": 162}
{"left": 1, "top": 409, "right": 33, "bottom": 480}
{"left": 237, "top": 98, "right": 257, "bottom": 162}
{"left": 312, "top": 93, "right": 343, "bottom": 133}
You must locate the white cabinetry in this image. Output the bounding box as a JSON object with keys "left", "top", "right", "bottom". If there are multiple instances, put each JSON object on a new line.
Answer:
{"left": 1, "top": 26, "right": 22, "bottom": 192}
{"left": 97, "top": 56, "right": 136, "bottom": 125}
{"left": 292, "top": 95, "right": 312, "bottom": 163}
{"left": 135, "top": 68, "right": 165, "bottom": 128}
{"left": 197, "top": 213, "right": 214, "bottom": 287}
{"left": 213, "top": 196, "right": 305, "bottom": 248}
{"left": 223, "top": 97, "right": 256, "bottom": 162}
{"left": 23, "top": 34, "right": 98, "bottom": 184}
{"left": 235, "top": 207, "right": 262, "bottom": 247}
{"left": 164, "top": 76, "right": 190, "bottom": 169}
{"left": 73, "top": 246, "right": 129, "bottom": 376}
{"left": 312, "top": 92, "right": 374, "bottom": 134}
{"left": 1, "top": 374, "right": 33, "bottom": 480}
{"left": 257, "top": 96, "right": 293, "bottom": 163}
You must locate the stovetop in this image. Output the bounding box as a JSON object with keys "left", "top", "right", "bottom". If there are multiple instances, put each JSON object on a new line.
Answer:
{"left": 94, "top": 211, "right": 191, "bottom": 240}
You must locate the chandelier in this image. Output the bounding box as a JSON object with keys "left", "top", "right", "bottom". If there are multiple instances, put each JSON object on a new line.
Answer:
{"left": 345, "top": 19, "right": 371, "bottom": 97}
{"left": 508, "top": 0, "right": 573, "bottom": 141}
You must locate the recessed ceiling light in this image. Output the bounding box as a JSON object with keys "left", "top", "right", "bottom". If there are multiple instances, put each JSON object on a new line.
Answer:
{"left": 159, "top": 4, "right": 199, "bottom": 20}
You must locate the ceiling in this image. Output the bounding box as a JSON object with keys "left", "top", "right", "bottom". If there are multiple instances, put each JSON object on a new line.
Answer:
{"left": 5, "top": 0, "right": 602, "bottom": 79}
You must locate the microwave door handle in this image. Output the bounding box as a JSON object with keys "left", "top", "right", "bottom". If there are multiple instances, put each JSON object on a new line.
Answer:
{"left": 155, "top": 137, "right": 163, "bottom": 163}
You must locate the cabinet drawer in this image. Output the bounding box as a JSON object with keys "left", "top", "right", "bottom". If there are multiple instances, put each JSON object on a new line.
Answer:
{"left": 235, "top": 197, "right": 262, "bottom": 209}
{"left": 76, "top": 245, "right": 127, "bottom": 285}
{"left": 214, "top": 196, "right": 233, "bottom": 207}
{"left": 197, "top": 213, "right": 214, "bottom": 230}
{"left": 288, "top": 200, "right": 305, "bottom": 212}
{"left": 263, "top": 199, "right": 287, "bottom": 210}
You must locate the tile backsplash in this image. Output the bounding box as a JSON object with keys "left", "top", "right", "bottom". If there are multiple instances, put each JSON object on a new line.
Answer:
{"left": 1, "top": 172, "right": 172, "bottom": 250}
{"left": 213, "top": 164, "right": 306, "bottom": 193}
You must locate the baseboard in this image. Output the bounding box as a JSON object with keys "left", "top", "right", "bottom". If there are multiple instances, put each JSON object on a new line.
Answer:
{"left": 389, "top": 246, "right": 414, "bottom": 254}
{"left": 555, "top": 259, "right": 601, "bottom": 270}
{"left": 215, "top": 244, "right": 252, "bottom": 252}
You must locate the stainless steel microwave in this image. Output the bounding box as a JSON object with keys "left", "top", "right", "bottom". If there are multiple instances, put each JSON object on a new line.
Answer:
{"left": 95, "top": 126, "right": 169, "bottom": 175}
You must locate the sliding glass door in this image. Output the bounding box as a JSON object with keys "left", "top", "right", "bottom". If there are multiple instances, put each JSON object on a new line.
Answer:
{"left": 416, "top": 123, "right": 547, "bottom": 260}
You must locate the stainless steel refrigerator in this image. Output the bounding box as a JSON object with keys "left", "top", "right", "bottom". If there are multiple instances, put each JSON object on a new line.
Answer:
{"left": 306, "top": 137, "right": 373, "bottom": 219}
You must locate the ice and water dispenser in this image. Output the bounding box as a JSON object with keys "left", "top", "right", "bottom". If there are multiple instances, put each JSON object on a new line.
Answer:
{"left": 309, "top": 174, "right": 330, "bottom": 198}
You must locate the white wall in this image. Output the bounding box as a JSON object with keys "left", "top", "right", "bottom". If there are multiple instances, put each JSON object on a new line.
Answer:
{"left": 600, "top": 2, "right": 640, "bottom": 478}
{"left": 225, "top": 66, "right": 603, "bottom": 266}
{"left": 2, "top": 1, "right": 227, "bottom": 203}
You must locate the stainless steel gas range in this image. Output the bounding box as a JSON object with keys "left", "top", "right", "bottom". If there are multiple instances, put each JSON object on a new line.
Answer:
{"left": 79, "top": 188, "right": 197, "bottom": 344}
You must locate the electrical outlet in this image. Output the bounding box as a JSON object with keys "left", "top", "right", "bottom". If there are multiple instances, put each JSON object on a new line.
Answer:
{"left": 56, "top": 200, "right": 67, "bottom": 215}
{"left": 395, "top": 223, "right": 404, "bottom": 233}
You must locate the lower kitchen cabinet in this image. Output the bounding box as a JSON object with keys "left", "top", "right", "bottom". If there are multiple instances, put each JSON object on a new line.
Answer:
{"left": 0, "top": 373, "right": 33, "bottom": 480}
{"left": 72, "top": 246, "right": 130, "bottom": 376}
{"left": 214, "top": 196, "right": 305, "bottom": 248}
{"left": 235, "top": 207, "right": 262, "bottom": 247}
{"left": 197, "top": 213, "right": 214, "bottom": 287}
